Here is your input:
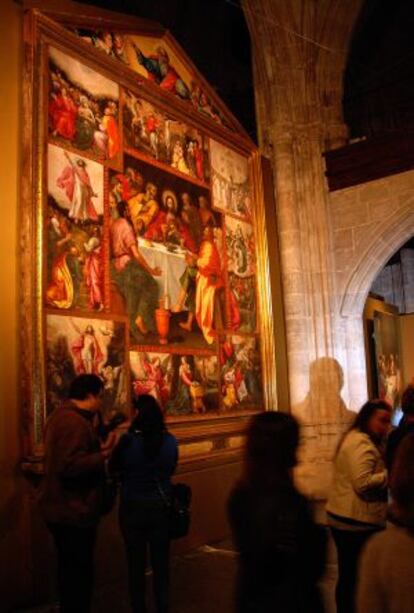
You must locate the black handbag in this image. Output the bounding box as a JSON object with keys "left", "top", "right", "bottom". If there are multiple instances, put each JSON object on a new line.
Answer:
{"left": 169, "top": 483, "right": 192, "bottom": 539}
{"left": 157, "top": 481, "right": 192, "bottom": 539}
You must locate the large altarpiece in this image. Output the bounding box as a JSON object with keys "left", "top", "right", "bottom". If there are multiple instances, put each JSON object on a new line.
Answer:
{"left": 21, "top": 1, "right": 278, "bottom": 468}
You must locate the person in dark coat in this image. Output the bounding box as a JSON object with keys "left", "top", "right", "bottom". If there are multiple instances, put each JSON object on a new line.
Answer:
{"left": 386, "top": 384, "right": 414, "bottom": 471}
{"left": 228, "top": 412, "right": 326, "bottom": 613}
{"left": 39, "top": 374, "right": 114, "bottom": 613}
{"left": 109, "top": 395, "right": 178, "bottom": 613}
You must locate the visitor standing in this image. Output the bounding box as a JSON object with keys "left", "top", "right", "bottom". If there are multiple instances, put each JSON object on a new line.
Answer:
{"left": 228, "top": 412, "right": 326, "bottom": 613}
{"left": 326, "top": 399, "right": 391, "bottom": 613}
{"left": 39, "top": 374, "right": 114, "bottom": 613}
{"left": 109, "top": 395, "right": 178, "bottom": 613}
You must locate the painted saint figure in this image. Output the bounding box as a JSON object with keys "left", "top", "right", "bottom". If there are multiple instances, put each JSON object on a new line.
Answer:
{"left": 71, "top": 324, "right": 104, "bottom": 375}
{"left": 49, "top": 87, "right": 77, "bottom": 140}
{"left": 132, "top": 355, "right": 170, "bottom": 408}
{"left": 195, "top": 224, "right": 223, "bottom": 345}
{"left": 110, "top": 200, "right": 161, "bottom": 339}
{"left": 83, "top": 226, "right": 104, "bottom": 310}
{"left": 128, "top": 182, "right": 160, "bottom": 236}
{"left": 57, "top": 152, "right": 99, "bottom": 222}
{"left": 101, "top": 102, "right": 120, "bottom": 159}
{"left": 132, "top": 42, "right": 190, "bottom": 100}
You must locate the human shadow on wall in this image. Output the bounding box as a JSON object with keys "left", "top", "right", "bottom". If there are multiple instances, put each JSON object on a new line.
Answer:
{"left": 295, "top": 357, "right": 354, "bottom": 426}
{"left": 293, "top": 358, "right": 355, "bottom": 499}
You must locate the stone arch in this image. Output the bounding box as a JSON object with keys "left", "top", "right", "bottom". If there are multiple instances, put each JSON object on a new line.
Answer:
{"left": 340, "top": 202, "right": 414, "bottom": 319}
{"left": 335, "top": 198, "right": 414, "bottom": 410}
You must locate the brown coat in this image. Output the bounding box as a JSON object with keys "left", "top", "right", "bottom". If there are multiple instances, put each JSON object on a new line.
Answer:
{"left": 39, "top": 401, "right": 105, "bottom": 526}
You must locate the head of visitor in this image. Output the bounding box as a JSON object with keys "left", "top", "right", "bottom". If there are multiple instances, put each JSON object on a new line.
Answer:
{"left": 349, "top": 398, "right": 391, "bottom": 444}
{"left": 68, "top": 374, "right": 104, "bottom": 413}
{"left": 245, "top": 411, "right": 300, "bottom": 488}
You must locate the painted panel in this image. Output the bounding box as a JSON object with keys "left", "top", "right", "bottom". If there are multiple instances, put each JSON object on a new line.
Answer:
{"left": 220, "top": 335, "right": 263, "bottom": 410}
{"left": 210, "top": 139, "right": 252, "bottom": 219}
{"left": 123, "top": 89, "right": 209, "bottom": 183}
{"left": 130, "top": 350, "right": 219, "bottom": 416}
{"left": 46, "top": 314, "right": 128, "bottom": 418}
{"left": 48, "top": 46, "right": 121, "bottom": 165}
{"left": 108, "top": 155, "right": 225, "bottom": 349}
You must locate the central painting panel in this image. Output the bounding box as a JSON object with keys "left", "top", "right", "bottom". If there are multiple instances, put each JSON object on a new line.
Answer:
{"left": 109, "top": 154, "right": 224, "bottom": 350}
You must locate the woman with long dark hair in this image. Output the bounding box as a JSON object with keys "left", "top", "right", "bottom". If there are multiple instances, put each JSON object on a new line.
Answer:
{"left": 228, "top": 412, "right": 326, "bottom": 612}
{"left": 326, "top": 399, "right": 391, "bottom": 613}
{"left": 109, "top": 395, "right": 178, "bottom": 613}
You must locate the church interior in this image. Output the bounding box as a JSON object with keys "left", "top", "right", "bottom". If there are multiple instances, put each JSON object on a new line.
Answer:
{"left": 1, "top": 0, "right": 414, "bottom": 611}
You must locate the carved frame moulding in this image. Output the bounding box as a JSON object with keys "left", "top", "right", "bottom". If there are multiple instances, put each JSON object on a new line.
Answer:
{"left": 21, "top": 1, "right": 278, "bottom": 468}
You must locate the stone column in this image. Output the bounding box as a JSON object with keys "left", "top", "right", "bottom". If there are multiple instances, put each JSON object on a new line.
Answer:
{"left": 243, "top": 0, "right": 363, "bottom": 496}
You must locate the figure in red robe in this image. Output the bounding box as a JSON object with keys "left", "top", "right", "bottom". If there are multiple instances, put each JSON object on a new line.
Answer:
{"left": 57, "top": 152, "right": 99, "bottom": 222}
{"left": 49, "top": 88, "right": 77, "bottom": 140}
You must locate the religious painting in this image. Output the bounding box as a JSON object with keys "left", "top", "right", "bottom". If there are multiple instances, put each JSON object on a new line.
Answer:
{"left": 373, "top": 311, "right": 402, "bottom": 410}
{"left": 225, "top": 216, "right": 255, "bottom": 277}
{"left": 46, "top": 144, "right": 105, "bottom": 312}
{"left": 224, "top": 215, "right": 257, "bottom": 333}
{"left": 48, "top": 143, "right": 104, "bottom": 221}
{"left": 108, "top": 155, "right": 224, "bottom": 349}
{"left": 130, "top": 350, "right": 219, "bottom": 416}
{"left": 48, "top": 46, "right": 121, "bottom": 165}
{"left": 122, "top": 89, "right": 209, "bottom": 183}
{"left": 227, "top": 274, "right": 257, "bottom": 334}
{"left": 210, "top": 139, "right": 252, "bottom": 219}
{"left": 220, "top": 335, "right": 263, "bottom": 411}
{"left": 22, "top": 9, "right": 276, "bottom": 458}
{"left": 72, "top": 28, "right": 230, "bottom": 126}
{"left": 46, "top": 314, "right": 128, "bottom": 418}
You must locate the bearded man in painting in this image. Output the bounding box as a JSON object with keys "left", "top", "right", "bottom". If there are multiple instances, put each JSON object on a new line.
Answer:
{"left": 195, "top": 223, "right": 223, "bottom": 345}
{"left": 39, "top": 374, "right": 114, "bottom": 613}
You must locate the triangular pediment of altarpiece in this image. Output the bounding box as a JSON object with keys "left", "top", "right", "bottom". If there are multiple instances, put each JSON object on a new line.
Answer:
{"left": 28, "top": 0, "right": 251, "bottom": 140}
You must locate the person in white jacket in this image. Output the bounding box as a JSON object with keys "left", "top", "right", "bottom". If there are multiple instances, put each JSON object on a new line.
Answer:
{"left": 326, "top": 399, "right": 391, "bottom": 613}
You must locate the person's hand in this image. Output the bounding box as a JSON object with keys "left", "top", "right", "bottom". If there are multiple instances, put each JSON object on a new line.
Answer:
{"left": 101, "top": 431, "right": 117, "bottom": 459}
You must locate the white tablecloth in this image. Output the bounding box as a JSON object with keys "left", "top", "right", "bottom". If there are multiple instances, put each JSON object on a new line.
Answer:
{"left": 138, "top": 238, "right": 187, "bottom": 308}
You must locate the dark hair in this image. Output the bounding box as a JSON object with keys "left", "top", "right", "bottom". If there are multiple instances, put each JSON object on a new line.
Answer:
{"left": 130, "top": 395, "right": 166, "bottom": 459}
{"left": 335, "top": 398, "right": 391, "bottom": 455}
{"left": 401, "top": 385, "right": 414, "bottom": 416}
{"left": 116, "top": 199, "right": 129, "bottom": 220}
{"left": 68, "top": 374, "right": 103, "bottom": 400}
{"left": 350, "top": 399, "right": 391, "bottom": 435}
{"left": 389, "top": 433, "right": 414, "bottom": 528}
{"left": 244, "top": 412, "right": 299, "bottom": 487}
